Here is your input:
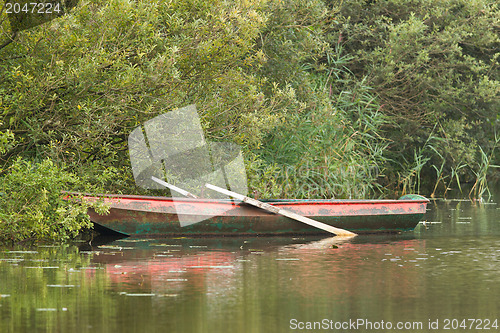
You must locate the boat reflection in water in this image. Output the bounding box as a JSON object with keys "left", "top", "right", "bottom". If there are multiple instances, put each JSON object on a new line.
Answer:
{"left": 85, "top": 236, "right": 424, "bottom": 302}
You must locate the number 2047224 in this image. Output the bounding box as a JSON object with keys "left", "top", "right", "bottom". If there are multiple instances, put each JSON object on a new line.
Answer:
{"left": 4, "top": 2, "right": 61, "bottom": 14}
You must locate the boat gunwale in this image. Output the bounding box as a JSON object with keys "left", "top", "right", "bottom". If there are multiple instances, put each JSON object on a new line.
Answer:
{"left": 63, "top": 191, "right": 429, "bottom": 205}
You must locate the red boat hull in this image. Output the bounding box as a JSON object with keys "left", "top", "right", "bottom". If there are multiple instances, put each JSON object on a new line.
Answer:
{"left": 77, "top": 194, "right": 429, "bottom": 237}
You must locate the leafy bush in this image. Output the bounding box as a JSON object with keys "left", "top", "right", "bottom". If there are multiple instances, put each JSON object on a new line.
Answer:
{"left": 0, "top": 158, "right": 108, "bottom": 243}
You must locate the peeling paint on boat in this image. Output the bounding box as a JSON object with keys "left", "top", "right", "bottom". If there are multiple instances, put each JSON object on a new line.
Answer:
{"left": 66, "top": 193, "right": 429, "bottom": 237}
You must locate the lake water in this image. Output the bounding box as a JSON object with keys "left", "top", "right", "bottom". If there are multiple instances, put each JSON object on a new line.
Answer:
{"left": 1, "top": 187, "right": 499, "bottom": 332}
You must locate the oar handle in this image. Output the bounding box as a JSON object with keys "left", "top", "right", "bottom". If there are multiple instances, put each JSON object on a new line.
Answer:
{"left": 151, "top": 177, "right": 199, "bottom": 198}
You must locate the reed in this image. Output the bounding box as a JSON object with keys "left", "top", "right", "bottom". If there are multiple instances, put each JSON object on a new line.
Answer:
{"left": 469, "top": 133, "right": 500, "bottom": 199}
{"left": 256, "top": 62, "right": 388, "bottom": 199}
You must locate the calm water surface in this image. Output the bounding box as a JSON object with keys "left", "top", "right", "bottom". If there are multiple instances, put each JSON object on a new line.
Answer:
{"left": 1, "top": 188, "right": 499, "bottom": 332}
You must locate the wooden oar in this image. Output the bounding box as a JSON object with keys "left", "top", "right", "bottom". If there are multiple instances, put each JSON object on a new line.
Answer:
{"left": 205, "top": 183, "right": 357, "bottom": 237}
{"left": 151, "top": 176, "right": 199, "bottom": 198}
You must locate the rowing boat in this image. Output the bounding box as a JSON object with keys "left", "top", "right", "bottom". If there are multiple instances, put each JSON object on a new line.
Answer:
{"left": 76, "top": 193, "right": 428, "bottom": 237}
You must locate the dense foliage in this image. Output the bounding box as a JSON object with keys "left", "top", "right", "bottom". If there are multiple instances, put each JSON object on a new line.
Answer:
{"left": 0, "top": 0, "right": 498, "bottom": 242}
{"left": 329, "top": 0, "right": 499, "bottom": 196}
{"left": 0, "top": 158, "right": 109, "bottom": 243}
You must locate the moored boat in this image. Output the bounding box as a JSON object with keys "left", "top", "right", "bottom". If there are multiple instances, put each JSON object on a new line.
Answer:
{"left": 75, "top": 193, "right": 429, "bottom": 237}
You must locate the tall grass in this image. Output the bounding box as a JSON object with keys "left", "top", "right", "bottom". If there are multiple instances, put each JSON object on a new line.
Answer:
{"left": 469, "top": 132, "right": 500, "bottom": 199}
{"left": 254, "top": 49, "right": 389, "bottom": 199}
{"left": 397, "top": 127, "right": 499, "bottom": 199}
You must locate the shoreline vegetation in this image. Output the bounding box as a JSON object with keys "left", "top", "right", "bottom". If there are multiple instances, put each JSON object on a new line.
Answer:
{"left": 1, "top": 0, "right": 499, "bottom": 243}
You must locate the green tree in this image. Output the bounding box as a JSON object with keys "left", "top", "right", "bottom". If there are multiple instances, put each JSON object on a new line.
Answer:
{"left": 0, "top": 0, "right": 288, "bottom": 186}
{"left": 327, "top": 0, "right": 500, "bottom": 192}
